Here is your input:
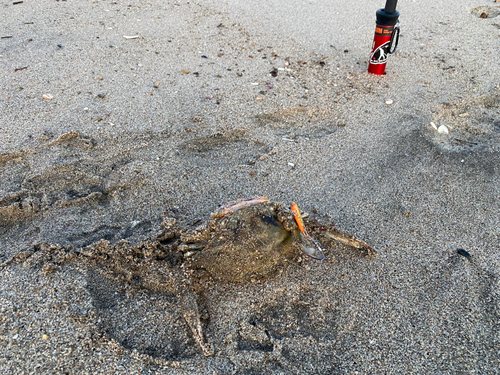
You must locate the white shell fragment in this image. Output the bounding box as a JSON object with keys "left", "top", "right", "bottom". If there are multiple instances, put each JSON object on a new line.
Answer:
{"left": 437, "top": 125, "right": 449, "bottom": 134}
{"left": 385, "top": 99, "right": 393, "bottom": 105}
{"left": 123, "top": 35, "right": 139, "bottom": 39}
{"left": 430, "top": 122, "right": 438, "bottom": 130}
{"left": 42, "top": 94, "right": 53, "bottom": 100}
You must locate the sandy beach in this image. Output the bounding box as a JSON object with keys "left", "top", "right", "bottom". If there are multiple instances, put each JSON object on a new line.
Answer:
{"left": 1, "top": 0, "right": 500, "bottom": 373}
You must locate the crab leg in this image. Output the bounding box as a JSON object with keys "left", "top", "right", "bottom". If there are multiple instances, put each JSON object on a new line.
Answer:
{"left": 184, "top": 311, "right": 214, "bottom": 356}
{"left": 214, "top": 196, "right": 270, "bottom": 218}
{"left": 325, "top": 229, "right": 376, "bottom": 255}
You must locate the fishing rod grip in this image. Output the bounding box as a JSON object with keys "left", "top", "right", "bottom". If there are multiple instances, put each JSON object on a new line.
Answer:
{"left": 368, "top": 6, "right": 400, "bottom": 75}
{"left": 384, "top": 0, "right": 398, "bottom": 13}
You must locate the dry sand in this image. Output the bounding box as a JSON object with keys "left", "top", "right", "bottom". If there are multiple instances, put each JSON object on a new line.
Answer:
{"left": 1, "top": 0, "right": 500, "bottom": 373}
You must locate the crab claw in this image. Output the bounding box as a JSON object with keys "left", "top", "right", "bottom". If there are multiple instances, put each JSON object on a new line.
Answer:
{"left": 291, "top": 202, "right": 326, "bottom": 260}
{"left": 298, "top": 234, "right": 326, "bottom": 260}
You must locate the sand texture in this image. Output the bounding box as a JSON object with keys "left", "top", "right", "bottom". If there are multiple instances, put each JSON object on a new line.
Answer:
{"left": 1, "top": 0, "right": 500, "bottom": 374}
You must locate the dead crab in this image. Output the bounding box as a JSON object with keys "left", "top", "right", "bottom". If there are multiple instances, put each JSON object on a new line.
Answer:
{"left": 178, "top": 197, "right": 374, "bottom": 284}
{"left": 3, "top": 197, "right": 375, "bottom": 358}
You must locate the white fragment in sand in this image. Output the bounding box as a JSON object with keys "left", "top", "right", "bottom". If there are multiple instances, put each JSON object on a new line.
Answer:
{"left": 83, "top": 107, "right": 89, "bottom": 111}
{"left": 282, "top": 138, "right": 295, "bottom": 142}
{"left": 288, "top": 162, "right": 295, "bottom": 167}
{"left": 385, "top": 99, "right": 393, "bottom": 105}
{"left": 438, "top": 125, "right": 449, "bottom": 134}
{"left": 42, "top": 94, "right": 53, "bottom": 100}
{"left": 430, "top": 122, "right": 438, "bottom": 130}
{"left": 458, "top": 112, "right": 469, "bottom": 117}
{"left": 277, "top": 67, "right": 285, "bottom": 71}
{"left": 123, "top": 35, "right": 139, "bottom": 39}
{"left": 251, "top": 82, "right": 258, "bottom": 85}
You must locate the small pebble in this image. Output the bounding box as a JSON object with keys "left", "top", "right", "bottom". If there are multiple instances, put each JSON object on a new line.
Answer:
{"left": 437, "top": 125, "right": 449, "bottom": 134}
{"left": 457, "top": 248, "right": 472, "bottom": 258}
{"left": 385, "top": 99, "right": 393, "bottom": 105}
{"left": 42, "top": 94, "right": 53, "bottom": 100}
{"left": 288, "top": 162, "right": 295, "bottom": 168}
{"left": 430, "top": 122, "right": 438, "bottom": 130}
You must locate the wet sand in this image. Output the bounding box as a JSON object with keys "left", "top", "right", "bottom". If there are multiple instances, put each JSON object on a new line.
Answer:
{"left": 1, "top": 0, "right": 500, "bottom": 373}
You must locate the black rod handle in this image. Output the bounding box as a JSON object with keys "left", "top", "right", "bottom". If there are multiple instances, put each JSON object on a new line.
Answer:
{"left": 384, "top": 0, "right": 398, "bottom": 13}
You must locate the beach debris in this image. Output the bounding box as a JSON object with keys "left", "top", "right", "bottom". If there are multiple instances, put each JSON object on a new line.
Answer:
{"left": 437, "top": 124, "right": 449, "bottom": 134}
{"left": 430, "top": 122, "right": 438, "bottom": 130}
{"left": 1, "top": 35, "right": 13, "bottom": 39}
{"left": 270, "top": 68, "right": 278, "bottom": 77}
{"left": 470, "top": 6, "right": 500, "bottom": 18}
{"left": 185, "top": 197, "right": 303, "bottom": 283}
{"left": 13, "top": 1, "right": 23, "bottom": 4}
{"left": 97, "top": 93, "right": 105, "bottom": 98}
{"left": 457, "top": 248, "right": 472, "bottom": 259}
{"left": 14, "top": 66, "right": 28, "bottom": 72}
{"left": 3, "top": 197, "right": 375, "bottom": 357}
{"left": 57, "top": 44, "right": 62, "bottom": 48}
{"left": 385, "top": 99, "right": 393, "bottom": 105}
{"left": 123, "top": 35, "right": 139, "bottom": 39}
{"left": 182, "top": 69, "right": 190, "bottom": 74}
{"left": 183, "top": 197, "right": 374, "bottom": 283}
{"left": 42, "top": 94, "right": 54, "bottom": 100}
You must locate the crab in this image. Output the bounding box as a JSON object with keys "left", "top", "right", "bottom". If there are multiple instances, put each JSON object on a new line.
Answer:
{"left": 180, "top": 197, "right": 374, "bottom": 285}
{"left": 3, "top": 197, "right": 375, "bottom": 358}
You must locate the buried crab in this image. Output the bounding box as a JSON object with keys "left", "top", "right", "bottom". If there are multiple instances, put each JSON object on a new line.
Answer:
{"left": 4, "top": 197, "right": 375, "bottom": 357}
{"left": 180, "top": 197, "right": 375, "bottom": 283}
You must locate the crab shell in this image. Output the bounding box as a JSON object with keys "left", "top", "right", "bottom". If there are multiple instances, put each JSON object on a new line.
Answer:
{"left": 186, "top": 199, "right": 302, "bottom": 283}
